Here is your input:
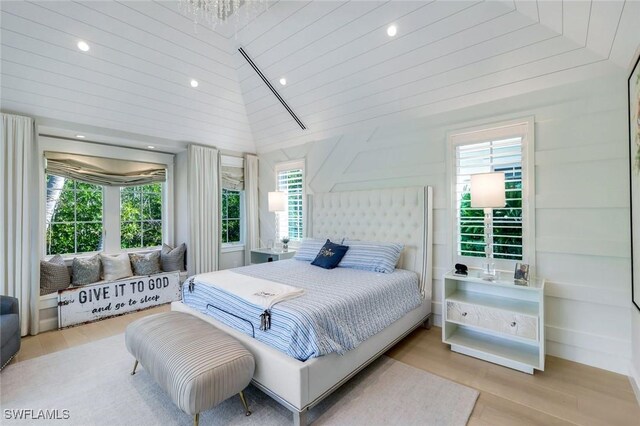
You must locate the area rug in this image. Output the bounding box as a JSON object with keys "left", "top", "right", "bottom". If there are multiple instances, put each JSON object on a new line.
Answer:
{"left": 0, "top": 335, "right": 478, "bottom": 425}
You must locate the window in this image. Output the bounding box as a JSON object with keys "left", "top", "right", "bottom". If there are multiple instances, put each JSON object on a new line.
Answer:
{"left": 450, "top": 119, "right": 534, "bottom": 268}
{"left": 221, "top": 188, "right": 243, "bottom": 245}
{"left": 46, "top": 175, "right": 103, "bottom": 255}
{"left": 46, "top": 177, "right": 165, "bottom": 255}
{"left": 120, "top": 183, "right": 163, "bottom": 249}
{"left": 41, "top": 139, "right": 173, "bottom": 258}
{"left": 276, "top": 161, "right": 305, "bottom": 240}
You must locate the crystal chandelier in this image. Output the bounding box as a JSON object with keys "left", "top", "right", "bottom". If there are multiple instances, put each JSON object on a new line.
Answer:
{"left": 180, "top": 0, "right": 266, "bottom": 30}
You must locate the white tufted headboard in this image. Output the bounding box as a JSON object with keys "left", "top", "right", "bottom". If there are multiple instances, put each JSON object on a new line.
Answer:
{"left": 307, "top": 186, "right": 433, "bottom": 301}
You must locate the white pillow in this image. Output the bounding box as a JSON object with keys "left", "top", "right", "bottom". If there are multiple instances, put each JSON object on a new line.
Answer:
{"left": 100, "top": 253, "right": 133, "bottom": 281}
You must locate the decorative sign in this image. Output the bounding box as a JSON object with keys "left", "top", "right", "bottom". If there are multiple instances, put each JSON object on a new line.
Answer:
{"left": 58, "top": 271, "right": 181, "bottom": 328}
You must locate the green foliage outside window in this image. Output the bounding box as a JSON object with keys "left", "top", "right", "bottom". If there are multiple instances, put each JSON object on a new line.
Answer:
{"left": 45, "top": 175, "right": 163, "bottom": 255}
{"left": 221, "top": 189, "right": 242, "bottom": 244}
{"left": 459, "top": 177, "right": 523, "bottom": 260}
{"left": 120, "top": 183, "right": 163, "bottom": 249}
{"left": 46, "top": 175, "right": 103, "bottom": 255}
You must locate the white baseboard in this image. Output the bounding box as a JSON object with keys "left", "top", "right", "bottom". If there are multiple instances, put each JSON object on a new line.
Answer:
{"left": 39, "top": 317, "right": 58, "bottom": 333}
{"left": 630, "top": 364, "right": 640, "bottom": 406}
{"left": 433, "top": 313, "right": 442, "bottom": 328}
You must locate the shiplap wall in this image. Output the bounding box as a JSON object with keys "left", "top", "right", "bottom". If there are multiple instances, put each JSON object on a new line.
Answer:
{"left": 258, "top": 74, "right": 632, "bottom": 374}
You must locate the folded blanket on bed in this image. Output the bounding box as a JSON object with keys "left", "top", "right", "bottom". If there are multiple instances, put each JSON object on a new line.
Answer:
{"left": 193, "top": 269, "right": 304, "bottom": 310}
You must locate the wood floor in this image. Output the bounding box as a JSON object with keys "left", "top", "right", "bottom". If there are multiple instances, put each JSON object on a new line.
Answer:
{"left": 10, "top": 304, "right": 640, "bottom": 426}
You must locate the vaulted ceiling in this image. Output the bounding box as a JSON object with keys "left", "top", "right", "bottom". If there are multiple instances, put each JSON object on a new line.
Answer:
{"left": 1, "top": 1, "right": 639, "bottom": 153}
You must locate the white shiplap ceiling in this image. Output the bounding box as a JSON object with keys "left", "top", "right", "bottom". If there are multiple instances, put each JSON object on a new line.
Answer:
{"left": 1, "top": 1, "right": 639, "bottom": 153}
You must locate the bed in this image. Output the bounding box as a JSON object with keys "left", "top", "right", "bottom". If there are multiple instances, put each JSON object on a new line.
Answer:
{"left": 172, "top": 186, "right": 433, "bottom": 425}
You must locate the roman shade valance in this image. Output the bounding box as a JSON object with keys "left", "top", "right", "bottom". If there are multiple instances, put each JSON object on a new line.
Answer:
{"left": 44, "top": 151, "right": 166, "bottom": 186}
{"left": 221, "top": 155, "right": 244, "bottom": 190}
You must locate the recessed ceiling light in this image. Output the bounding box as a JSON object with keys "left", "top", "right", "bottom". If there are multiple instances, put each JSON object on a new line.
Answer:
{"left": 77, "top": 40, "right": 90, "bottom": 52}
{"left": 190, "top": 79, "right": 199, "bottom": 88}
{"left": 147, "top": 145, "right": 155, "bottom": 149}
{"left": 75, "top": 134, "right": 86, "bottom": 139}
{"left": 386, "top": 25, "right": 397, "bottom": 37}
{"left": 279, "top": 78, "right": 287, "bottom": 86}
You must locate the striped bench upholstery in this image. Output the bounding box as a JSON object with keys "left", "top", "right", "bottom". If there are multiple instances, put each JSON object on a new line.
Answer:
{"left": 125, "top": 312, "right": 255, "bottom": 424}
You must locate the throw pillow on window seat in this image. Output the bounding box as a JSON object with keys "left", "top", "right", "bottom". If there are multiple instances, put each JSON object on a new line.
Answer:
{"left": 311, "top": 240, "right": 349, "bottom": 270}
{"left": 40, "top": 254, "right": 71, "bottom": 295}
{"left": 129, "top": 251, "right": 162, "bottom": 276}
{"left": 161, "top": 243, "right": 186, "bottom": 272}
{"left": 100, "top": 253, "right": 133, "bottom": 282}
{"left": 72, "top": 254, "right": 101, "bottom": 286}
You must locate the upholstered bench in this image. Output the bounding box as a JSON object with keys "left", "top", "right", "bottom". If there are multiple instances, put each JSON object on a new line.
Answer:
{"left": 125, "top": 312, "right": 255, "bottom": 425}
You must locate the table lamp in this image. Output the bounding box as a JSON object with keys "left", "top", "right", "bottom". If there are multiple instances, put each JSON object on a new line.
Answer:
{"left": 470, "top": 172, "right": 505, "bottom": 278}
{"left": 268, "top": 191, "right": 286, "bottom": 247}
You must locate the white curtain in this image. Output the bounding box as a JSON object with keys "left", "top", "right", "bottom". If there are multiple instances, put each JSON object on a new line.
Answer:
{"left": 187, "top": 144, "right": 220, "bottom": 274}
{"left": 244, "top": 154, "right": 260, "bottom": 265}
{"left": 1, "top": 113, "right": 39, "bottom": 336}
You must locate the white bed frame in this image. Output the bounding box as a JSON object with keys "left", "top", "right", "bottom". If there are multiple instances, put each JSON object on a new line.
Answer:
{"left": 172, "top": 186, "right": 433, "bottom": 425}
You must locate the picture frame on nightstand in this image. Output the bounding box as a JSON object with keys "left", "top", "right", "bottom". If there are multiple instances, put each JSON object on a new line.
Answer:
{"left": 514, "top": 263, "right": 529, "bottom": 283}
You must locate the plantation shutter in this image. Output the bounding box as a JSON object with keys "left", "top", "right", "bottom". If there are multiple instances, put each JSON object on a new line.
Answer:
{"left": 44, "top": 151, "right": 165, "bottom": 186}
{"left": 220, "top": 155, "right": 244, "bottom": 190}
{"left": 277, "top": 166, "right": 304, "bottom": 240}
{"left": 455, "top": 136, "right": 523, "bottom": 260}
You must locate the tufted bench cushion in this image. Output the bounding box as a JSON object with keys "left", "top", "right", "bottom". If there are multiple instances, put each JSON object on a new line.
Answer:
{"left": 125, "top": 312, "right": 255, "bottom": 423}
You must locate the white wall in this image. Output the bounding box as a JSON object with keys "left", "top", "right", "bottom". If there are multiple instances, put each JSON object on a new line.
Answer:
{"left": 631, "top": 311, "right": 640, "bottom": 402}
{"left": 258, "top": 74, "right": 633, "bottom": 374}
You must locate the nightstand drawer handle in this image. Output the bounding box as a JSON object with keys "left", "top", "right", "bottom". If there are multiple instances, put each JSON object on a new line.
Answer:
{"left": 510, "top": 321, "right": 517, "bottom": 327}
{"left": 461, "top": 312, "right": 468, "bottom": 317}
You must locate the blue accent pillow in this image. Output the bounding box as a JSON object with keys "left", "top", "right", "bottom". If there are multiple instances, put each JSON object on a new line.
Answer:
{"left": 311, "top": 240, "right": 349, "bottom": 270}
{"left": 339, "top": 240, "right": 404, "bottom": 273}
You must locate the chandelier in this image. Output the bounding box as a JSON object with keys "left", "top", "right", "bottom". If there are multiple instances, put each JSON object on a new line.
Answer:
{"left": 180, "top": 0, "right": 266, "bottom": 30}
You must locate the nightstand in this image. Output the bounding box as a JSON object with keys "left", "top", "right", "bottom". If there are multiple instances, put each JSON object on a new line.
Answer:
{"left": 250, "top": 248, "right": 296, "bottom": 264}
{"left": 442, "top": 270, "right": 545, "bottom": 374}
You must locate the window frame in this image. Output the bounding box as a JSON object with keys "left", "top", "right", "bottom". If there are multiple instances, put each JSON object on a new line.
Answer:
{"left": 275, "top": 159, "right": 306, "bottom": 242}
{"left": 38, "top": 136, "right": 174, "bottom": 259}
{"left": 220, "top": 188, "right": 245, "bottom": 250}
{"left": 447, "top": 117, "right": 535, "bottom": 272}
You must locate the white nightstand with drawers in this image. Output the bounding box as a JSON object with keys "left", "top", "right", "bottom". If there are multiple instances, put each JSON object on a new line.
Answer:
{"left": 442, "top": 270, "right": 545, "bottom": 374}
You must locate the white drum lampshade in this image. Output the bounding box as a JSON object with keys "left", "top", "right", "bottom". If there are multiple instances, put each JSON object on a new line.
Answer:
{"left": 471, "top": 172, "right": 506, "bottom": 208}
{"left": 268, "top": 191, "right": 286, "bottom": 212}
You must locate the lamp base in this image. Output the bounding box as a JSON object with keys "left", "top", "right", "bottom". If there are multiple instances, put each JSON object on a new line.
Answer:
{"left": 481, "top": 261, "right": 496, "bottom": 280}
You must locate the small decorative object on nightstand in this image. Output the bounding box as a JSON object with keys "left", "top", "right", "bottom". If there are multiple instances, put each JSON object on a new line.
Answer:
{"left": 250, "top": 248, "right": 296, "bottom": 264}
{"left": 281, "top": 237, "right": 290, "bottom": 252}
{"left": 442, "top": 269, "right": 545, "bottom": 374}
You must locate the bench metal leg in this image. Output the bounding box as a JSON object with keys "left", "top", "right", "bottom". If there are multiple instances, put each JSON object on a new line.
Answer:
{"left": 131, "top": 360, "right": 138, "bottom": 375}
{"left": 292, "top": 408, "right": 308, "bottom": 426}
{"left": 193, "top": 413, "right": 199, "bottom": 426}
{"left": 239, "top": 391, "right": 251, "bottom": 416}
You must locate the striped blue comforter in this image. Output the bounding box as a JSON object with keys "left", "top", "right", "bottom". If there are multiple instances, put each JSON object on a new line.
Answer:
{"left": 182, "top": 259, "right": 422, "bottom": 361}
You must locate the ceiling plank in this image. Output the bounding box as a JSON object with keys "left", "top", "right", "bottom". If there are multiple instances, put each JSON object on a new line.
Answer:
{"left": 0, "top": 59, "right": 253, "bottom": 129}
{"left": 585, "top": 0, "right": 625, "bottom": 59}
{"left": 249, "top": 22, "right": 561, "bottom": 133}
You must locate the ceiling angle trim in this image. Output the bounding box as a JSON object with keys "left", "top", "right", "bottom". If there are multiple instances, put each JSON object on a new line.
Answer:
{"left": 238, "top": 47, "right": 306, "bottom": 130}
